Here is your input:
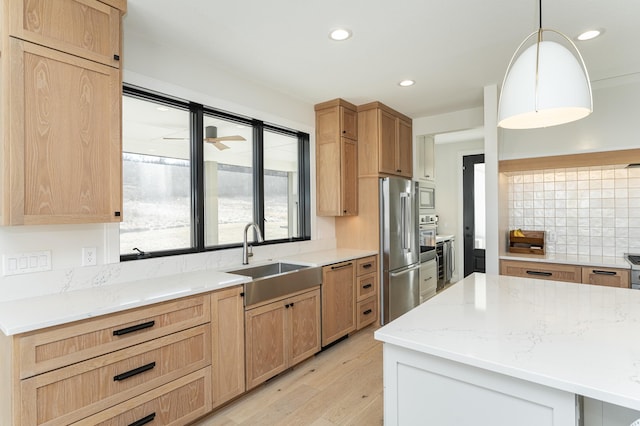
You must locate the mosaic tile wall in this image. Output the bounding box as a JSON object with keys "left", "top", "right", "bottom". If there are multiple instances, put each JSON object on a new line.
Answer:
{"left": 506, "top": 166, "right": 640, "bottom": 257}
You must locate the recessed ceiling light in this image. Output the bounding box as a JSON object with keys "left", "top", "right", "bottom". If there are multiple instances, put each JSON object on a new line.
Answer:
{"left": 399, "top": 80, "right": 415, "bottom": 87}
{"left": 329, "top": 28, "right": 352, "bottom": 41}
{"left": 577, "top": 29, "right": 602, "bottom": 41}
{"left": 156, "top": 106, "right": 170, "bottom": 112}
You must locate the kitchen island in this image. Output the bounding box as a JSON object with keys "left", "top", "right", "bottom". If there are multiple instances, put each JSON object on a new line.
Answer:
{"left": 375, "top": 273, "right": 640, "bottom": 425}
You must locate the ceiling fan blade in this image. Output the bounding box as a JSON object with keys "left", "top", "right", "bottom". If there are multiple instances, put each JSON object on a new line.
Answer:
{"left": 205, "top": 135, "right": 246, "bottom": 142}
{"left": 208, "top": 141, "right": 230, "bottom": 150}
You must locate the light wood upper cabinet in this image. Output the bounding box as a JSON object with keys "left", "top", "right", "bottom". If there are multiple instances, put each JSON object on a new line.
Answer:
{"left": 358, "top": 101, "right": 413, "bottom": 179}
{"left": 0, "top": 0, "right": 125, "bottom": 225}
{"left": 315, "top": 99, "right": 358, "bottom": 216}
{"left": 6, "top": 0, "right": 124, "bottom": 68}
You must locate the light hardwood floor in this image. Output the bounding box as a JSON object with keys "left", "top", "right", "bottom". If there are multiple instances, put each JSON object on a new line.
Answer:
{"left": 193, "top": 325, "right": 383, "bottom": 426}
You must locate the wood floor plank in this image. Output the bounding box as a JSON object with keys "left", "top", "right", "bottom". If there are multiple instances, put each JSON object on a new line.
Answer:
{"left": 192, "top": 325, "right": 382, "bottom": 426}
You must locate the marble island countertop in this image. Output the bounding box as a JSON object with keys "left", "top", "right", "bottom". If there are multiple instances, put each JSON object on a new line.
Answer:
{"left": 375, "top": 273, "right": 640, "bottom": 411}
{"left": 0, "top": 248, "right": 376, "bottom": 336}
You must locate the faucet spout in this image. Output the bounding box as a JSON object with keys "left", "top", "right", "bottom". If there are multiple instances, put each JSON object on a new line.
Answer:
{"left": 242, "top": 222, "right": 264, "bottom": 265}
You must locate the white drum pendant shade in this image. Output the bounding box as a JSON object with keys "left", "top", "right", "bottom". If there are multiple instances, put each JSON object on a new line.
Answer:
{"left": 498, "top": 40, "right": 593, "bottom": 129}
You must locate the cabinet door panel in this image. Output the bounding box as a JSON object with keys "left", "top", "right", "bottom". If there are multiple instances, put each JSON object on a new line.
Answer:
{"left": 9, "top": 39, "right": 122, "bottom": 224}
{"left": 245, "top": 303, "right": 287, "bottom": 390}
{"left": 322, "top": 262, "right": 356, "bottom": 346}
{"left": 581, "top": 267, "right": 630, "bottom": 288}
{"left": 9, "top": 0, "right": 122, "bottom": 67}
{"left": 289, "top": 289, "right": 321, "bottom": 365}
{"left": 341, "top": 106, "right": 358, "bottom": 140}
{"left": 316, "top": 136, "right": 341, "bottom": 215}
{"left": 341, "top": 137, "right": 358, "bottom": 215}
{"left": 378, "top": 110, "right": 397, "bottom": 175}
{"left": 211, "top": 286, "right": 245, "bottom": 408}
{"left": 397, "top": 119, "right": 413, "bottom": 177}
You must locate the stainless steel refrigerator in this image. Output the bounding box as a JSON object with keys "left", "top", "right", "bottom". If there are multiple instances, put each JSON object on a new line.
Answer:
{"left": 380, "top": 177, "right": 420, "bottom": 324}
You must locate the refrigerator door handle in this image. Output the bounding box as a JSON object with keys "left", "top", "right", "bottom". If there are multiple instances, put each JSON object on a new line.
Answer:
{"left": 390, "top": 264, "right": 421, "bottom": 277}
{"left": 400, "top": 193, "right": 407, "bottom": 251}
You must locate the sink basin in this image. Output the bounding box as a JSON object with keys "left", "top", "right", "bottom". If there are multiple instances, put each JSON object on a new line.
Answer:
{"left": 229, "top": 262, "right": 322, "bottom": 307}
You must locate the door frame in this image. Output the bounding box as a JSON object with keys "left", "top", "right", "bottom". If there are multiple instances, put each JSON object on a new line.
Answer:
{"left": 462, "top": 153, "right": 485, "bottom": 277}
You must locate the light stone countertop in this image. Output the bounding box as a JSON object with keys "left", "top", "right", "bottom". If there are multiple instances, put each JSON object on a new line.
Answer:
{"left": 500, "top": 252, "right": 631, "bottom": 269}
{"left": 0, "top": 248, "right": 377, "bottom": 336}
{"left": 375, "top": 273, "right": 640, "bottom": 411}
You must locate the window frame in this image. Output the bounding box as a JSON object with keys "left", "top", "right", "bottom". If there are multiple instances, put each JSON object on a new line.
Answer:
{"left": 120, "top": 84, "right": 311, "bottom": 261}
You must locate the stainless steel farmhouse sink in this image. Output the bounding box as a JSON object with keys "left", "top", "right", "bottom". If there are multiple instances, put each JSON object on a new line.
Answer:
{"left": 229, "top": 262, "right": 322, "bottom": 307}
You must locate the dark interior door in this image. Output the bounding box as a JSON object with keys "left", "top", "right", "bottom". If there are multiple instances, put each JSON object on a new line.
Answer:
{"left": 463, "top": 154, "right": 485, "bottom": 277}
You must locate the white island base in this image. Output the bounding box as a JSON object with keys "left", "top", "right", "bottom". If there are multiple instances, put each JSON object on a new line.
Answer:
{"left": 376, "top": 273, "right": 640, "bottom": 426}
{"left": 383, "top": 343, "right": 576, "bottom": 425}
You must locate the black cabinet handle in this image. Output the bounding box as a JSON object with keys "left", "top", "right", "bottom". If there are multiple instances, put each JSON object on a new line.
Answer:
{"left": 362, "top": 263, "right": 372, "bottom": 269}
{"left": 526, "top": 271, "right": 552, "bottom": 277}
{"left": 592, "top": 270, "right": 616, "bottom": 276}
{"left": 113, "top": 320, "right": 155, "bottom": 336}
{"left": 331, "top": 262, "right": 353, "bottom": 270}
{"left": 129, "top": 413, "right": 156, "bottom": 426}
{"left": 291, "top": 302, "right": 294, "bottom": 307}
{"left": 114, "top": 362, "right": 156, "bottom": 381}
{"left": 114, "top": 54, "right": 120, "bottom": 61}
{"left": 362, "top": 283, "right": 372, "bottom": 289}
{"left": 396, "top": 169, "right": 401, "bottom": 173}
{"left": 285, "top": 303, "right": 290, "bottom": 308}
{"left": 363, "top": 309, "right": 372, "bottom": 315}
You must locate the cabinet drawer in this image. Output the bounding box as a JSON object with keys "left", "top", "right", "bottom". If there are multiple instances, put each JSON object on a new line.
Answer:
{"left": 356, "top": 272, "right": 378, "bottom": 302}
{"left": 20, "top": 325, "right": 211, "bottom": 425}
{"left": 17, "top": 294, "right": 210, "bottom": 379}
{"left": 8, "top": 0, "right": 123, "bottom": 67}
{"left": 356, "top": 297, "right": 377, "bottom": 330}
{"left": 500, "top": 260, "right": 581, "bottom": 283}
{"left": 356, "top": 256, "right": 377, "bottom": 276}
{"left": 581, "top": 266, "right": 630, "bottom": 288}
{"left": 72, "top": 368, "right": 212, "bottom": 426}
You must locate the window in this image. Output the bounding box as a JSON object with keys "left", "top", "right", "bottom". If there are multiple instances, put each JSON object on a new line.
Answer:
{"left": 120, "top": 86, "right": 311, "bottom": 260}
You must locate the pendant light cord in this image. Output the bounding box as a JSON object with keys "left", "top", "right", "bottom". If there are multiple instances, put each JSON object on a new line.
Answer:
{"left": 539, "top": 0, "right": 542, "bottom": 29}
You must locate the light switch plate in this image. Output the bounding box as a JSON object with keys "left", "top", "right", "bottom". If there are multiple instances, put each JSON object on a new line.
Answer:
{"left": 3, "top": 251, "right": 51, "bottom": 276}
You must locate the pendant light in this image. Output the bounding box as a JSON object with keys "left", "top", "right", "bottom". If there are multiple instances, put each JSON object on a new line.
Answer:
{"left": 497, "top": 0, "right": 593, "bottom": 129}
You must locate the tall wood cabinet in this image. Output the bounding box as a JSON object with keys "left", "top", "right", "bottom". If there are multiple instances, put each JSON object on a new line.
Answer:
{"left": 0, "top": 0, "right": 125, "bottom": 225}
{"left": 358, "top": 101, "right": 413, "bottom": 179}
{"left": 315, "top": 98, "right": 358, "bottom": 216}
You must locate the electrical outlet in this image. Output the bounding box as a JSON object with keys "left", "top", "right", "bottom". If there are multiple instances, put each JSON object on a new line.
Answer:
{"left": 82, "top": 247, "right": 97, "bottom": 266}
{"left": 3, "top": 251, "right": 51, "bottom": 276}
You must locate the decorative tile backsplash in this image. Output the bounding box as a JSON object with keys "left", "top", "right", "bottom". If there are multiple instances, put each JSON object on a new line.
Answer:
{"left": 507, "top": 165, "right": 640, "bottom": 257}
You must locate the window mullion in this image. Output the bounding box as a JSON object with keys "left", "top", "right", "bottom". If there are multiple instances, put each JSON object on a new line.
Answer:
{"left": 191, "top": 103, "right": 205, "bottom": 250}
{"left": 253, "top": 120, "right": 265, "bottom": 237}
{"left": 298, "top": 132, "right": 311, "bottom": 238}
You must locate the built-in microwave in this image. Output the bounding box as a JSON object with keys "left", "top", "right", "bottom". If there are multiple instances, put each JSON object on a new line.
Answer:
{"left": 418, "top": 184, "right": 435, "bottom": 211}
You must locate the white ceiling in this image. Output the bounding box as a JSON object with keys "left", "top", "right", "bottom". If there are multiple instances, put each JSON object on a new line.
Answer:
{"left": 123, "top": 0, "right": 640, "bottom": 119}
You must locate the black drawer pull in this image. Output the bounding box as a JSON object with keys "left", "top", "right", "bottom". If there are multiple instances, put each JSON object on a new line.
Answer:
{"left": 114, "top": 362, "right": 156, "bottom": 381}
{"left": 592, "top": 270, "right": 616, "bottom": 276}
{"left": 129, "top": 413, "right": 156, "bottom": 426}
{"left": 363, "top": 309, "right": 373, "bottom": 315}
{"left": 331, "top": 262, "right": 353, "bottom": 270}
{"left": 362, "top": 263, "right": 372, "bottom": 269}
{"left": 362, "top": 283, "right": 372, "bottom": 289}
{"left": 113, "top": 320, "right": 155, "bottom": 336}
{"left": 526, "top": 271, "right": 552, "bottom": 277}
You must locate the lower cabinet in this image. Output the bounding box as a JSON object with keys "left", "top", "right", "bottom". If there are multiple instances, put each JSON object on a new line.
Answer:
{"left": 321, "top": 261, "right": 356, "bottom": 346}
{"left": 500, "top": 259, "right": 630, "bottom": 288}
{"left": 71, "top": 368, "right": 212, "bottom": 426}
{"left": 211, "top": 285, "right": 245, "bottom": 409}
{"left": 245, "top": 287, "right": 321, "bottom": 390}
